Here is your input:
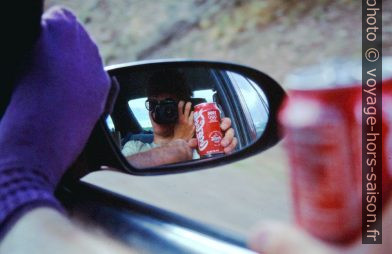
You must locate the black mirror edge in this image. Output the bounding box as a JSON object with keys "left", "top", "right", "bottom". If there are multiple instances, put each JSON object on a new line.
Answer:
{"left": 91, "top": 59, "right": 287, "bottom": 176}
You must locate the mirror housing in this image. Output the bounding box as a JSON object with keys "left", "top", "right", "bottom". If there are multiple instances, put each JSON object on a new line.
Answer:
{"left": 80, "top": 60, "right": 286, "bottom": 176}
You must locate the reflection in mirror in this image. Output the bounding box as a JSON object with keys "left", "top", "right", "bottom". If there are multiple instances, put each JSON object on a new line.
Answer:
{"left": 106, "top": 67, "right": 269, "bottom": 169}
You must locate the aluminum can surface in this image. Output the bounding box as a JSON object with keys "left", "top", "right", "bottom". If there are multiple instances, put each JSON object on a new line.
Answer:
{"left": 279, "top": 59, "right": 392, "bottom": 244}
{"left": 383, "top": 77, "right": 392, "bottom": 186}
{"left": 193, "top": 102, "right": 224, "bottom": 157}
{"left": 380, "top": 59, "right": 392, "bottom": 192}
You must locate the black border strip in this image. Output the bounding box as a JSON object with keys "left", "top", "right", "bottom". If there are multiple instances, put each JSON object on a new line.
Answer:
{"left": 362, "top": 0, "right": 382, "bottom": 244}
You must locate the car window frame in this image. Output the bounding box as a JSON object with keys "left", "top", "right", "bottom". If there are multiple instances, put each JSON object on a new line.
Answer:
{"left": 56, "top": 180, "right": 255, "bottom": 254}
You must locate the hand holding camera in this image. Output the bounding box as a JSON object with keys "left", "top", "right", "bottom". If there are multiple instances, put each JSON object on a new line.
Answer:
{"left": 173, "top": 101, "right": 195, "bottom": 142}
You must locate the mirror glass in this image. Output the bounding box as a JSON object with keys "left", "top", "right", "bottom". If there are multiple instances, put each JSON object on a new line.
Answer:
{"left": 106, "top": 66, "right": 269, "bottom": 169}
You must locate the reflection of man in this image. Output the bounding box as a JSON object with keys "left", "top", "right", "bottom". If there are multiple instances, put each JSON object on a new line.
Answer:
{"left": 122, "top": 70, "right": 237, "bottom": 168}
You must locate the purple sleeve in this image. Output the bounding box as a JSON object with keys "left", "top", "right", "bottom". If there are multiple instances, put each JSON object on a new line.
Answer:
{"left": 0, "top": 7, "right": 110, "bottom": 240}
{"left": 0, "top": 167, "right": 64, "bottom": 240}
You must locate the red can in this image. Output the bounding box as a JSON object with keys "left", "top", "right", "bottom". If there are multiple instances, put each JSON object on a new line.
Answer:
{"left": 279, "top": 59, "right": 392, "bottom": 244}
{"left": 383, "top": 77, "right": 392, "bottom": 187}
{"left": 193, "top": 102, "right": 224, "bottom": 157}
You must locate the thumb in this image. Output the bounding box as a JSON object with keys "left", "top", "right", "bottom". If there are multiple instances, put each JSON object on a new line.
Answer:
{"left": 248, "top": 222, "right": 336, "bottom": 254}
{"left": 188, "top": 138, "right": 198, "bottom": 148}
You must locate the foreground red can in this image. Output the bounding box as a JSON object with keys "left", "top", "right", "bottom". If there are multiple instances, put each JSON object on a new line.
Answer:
{"left": 279, "top": 59, "right": 392, "bottom": 244}
{"left": 383, "top": 77, "right": 392, "bottom": 186}
{"left": 193, "top": 102, "right": 224, "bottom": 157}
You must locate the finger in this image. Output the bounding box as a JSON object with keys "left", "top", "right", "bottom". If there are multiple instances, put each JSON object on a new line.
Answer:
{"left": 188, "top": 111, "right": 194, "bottom": 125}
{"left": 188, "top": 138, "right": 198, "bottom": 148}
{"left": 221, "top": 128, "right": 234, "bottom": 147}
{"left": 220, "top": 117, "right": 232, "bottom": 131}
{"left": 224, "top": 137, "right": 237, "bottom": 154}
{"left": 178, "top": 101, "right": 185, "bottom": 119}
{"left": 248, "top": 222, "right": 335, "bottom": 254}
{"left": 184, "top": 101, "right": 192, "bottom": 118}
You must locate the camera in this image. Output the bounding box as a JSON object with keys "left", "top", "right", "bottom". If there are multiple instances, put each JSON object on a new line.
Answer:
{"left": 149, "top": 98, "right": 203, "bottom": 124}
{"left": 152, "top": 99, "right": 179, "bottom": 124}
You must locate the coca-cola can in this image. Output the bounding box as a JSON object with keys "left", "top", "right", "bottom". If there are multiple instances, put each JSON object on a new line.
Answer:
{"left": 193, "top": 102, "right": 224, "bottom": 158}
{"left": 279, "top": 58, "right": 392, "bottom": 244}
{"left": 384, "top": 82, "right": 392, "bottom": 187}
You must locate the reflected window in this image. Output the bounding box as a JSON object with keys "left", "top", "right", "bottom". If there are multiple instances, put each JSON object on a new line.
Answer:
{"left": 106, "top": 115, "right": 116, "bottom": 131}
{"left": 227, "top": 72, "right": 269, "bottom": 139}
{"left": 128, "top": 98, "right": 152, "bottom": 131}
{"left": 105, "top": 115, "right": 121, "bottom": 146}
{"left": 193, "top": 89, "right": 214, "bottom": 103}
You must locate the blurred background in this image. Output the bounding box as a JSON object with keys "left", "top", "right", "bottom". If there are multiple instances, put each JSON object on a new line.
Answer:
{"left": 46, "top": 0, "right": 391, "bottom": 237}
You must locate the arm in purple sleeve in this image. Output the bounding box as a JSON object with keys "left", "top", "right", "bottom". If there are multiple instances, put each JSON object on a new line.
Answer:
{"left": 0, "top": 7, "right": 110, "bottom": 239}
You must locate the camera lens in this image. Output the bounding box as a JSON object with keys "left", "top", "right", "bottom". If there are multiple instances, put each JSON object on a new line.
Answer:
{"left": 165, "top": 106, "right": 175, "bottom": 117}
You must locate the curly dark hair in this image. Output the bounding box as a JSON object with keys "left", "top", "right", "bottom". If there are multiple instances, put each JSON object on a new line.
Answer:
{"left": 146, "top": 69, "right": 193, "bottom": 101}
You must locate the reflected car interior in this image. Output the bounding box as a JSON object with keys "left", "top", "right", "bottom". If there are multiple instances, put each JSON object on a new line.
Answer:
{"left": 107, "top": 66, "right": 270, "bottom": 169}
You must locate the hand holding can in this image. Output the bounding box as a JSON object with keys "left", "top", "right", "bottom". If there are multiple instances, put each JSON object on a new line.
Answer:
{"left": 193, "top": 102, "right": 225, "bottom": 158}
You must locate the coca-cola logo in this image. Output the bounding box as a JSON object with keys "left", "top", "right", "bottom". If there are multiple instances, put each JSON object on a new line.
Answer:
{"left": 194, "top": 110, "right": 208, "bottom": 151}
{"left": 210, "top": 131, "right": 222, "bottom": 145}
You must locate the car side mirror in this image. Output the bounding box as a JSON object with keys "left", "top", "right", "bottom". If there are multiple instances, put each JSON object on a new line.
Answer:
{"left": 85, "top": 60, "right": 286, "bottom": 175}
